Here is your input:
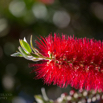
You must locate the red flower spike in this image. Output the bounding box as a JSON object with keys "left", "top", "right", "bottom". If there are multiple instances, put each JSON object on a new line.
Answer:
{"left": 31, "top": 33, "right": 103, "bottom": 91}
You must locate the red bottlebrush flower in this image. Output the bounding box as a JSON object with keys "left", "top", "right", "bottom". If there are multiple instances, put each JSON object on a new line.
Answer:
{"left": 30, "top": 33, "right": 103, "bottom": 91}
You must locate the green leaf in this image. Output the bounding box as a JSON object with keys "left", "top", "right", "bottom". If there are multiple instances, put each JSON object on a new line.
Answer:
{"left": 11, "top": 52, "right": 22, "bottom": 57}
{"left": 19, "top": 40, "right": 32, "bottom": 53}
{"left": 30, "top": 53, "right": 39, "bottom": 58}
{"left": 18, "top": 46, "right": 28, "bottom": 56}
{"left": 30, "top": 35, "right": 44, "bottom": 57}
{"left": 18, "top": 46, "right": 30, "bottom": 60}
{"left": 30, "top": 35, "right": 36, "bottom": 53}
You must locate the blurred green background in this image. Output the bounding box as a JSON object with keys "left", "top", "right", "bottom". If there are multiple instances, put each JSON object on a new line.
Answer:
{"left": 0, "top": 0, "right": 103, "bottom": 103}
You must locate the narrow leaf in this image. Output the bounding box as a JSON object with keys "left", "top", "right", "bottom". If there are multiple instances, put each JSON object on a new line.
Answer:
{"left": 31, "top": 53, "right": 39, "bottom": 58}
{"left": 30, "top": 35, "right": 44, "bottom": 57}
{"left": 18, "top": 46, "right": 30, "bottom": 59}
{"left": 18, "top": 46, "right": 28, "bottom": 56}
{"left": 19, "top": 40, "right": 32, "bottom": 53}
{"left": 30, "top": 35, "right": 36, "bottom": 53}
{"left": 11, "top": 52, "right": 22, "bottom": 57}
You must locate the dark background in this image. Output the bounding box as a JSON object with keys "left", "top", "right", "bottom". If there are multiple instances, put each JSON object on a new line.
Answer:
{"left": 0, "top": 0, "right": 103, "bottom": 103}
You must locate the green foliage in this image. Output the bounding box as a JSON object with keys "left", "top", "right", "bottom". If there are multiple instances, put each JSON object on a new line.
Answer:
{"left": 11, "top": 52, "right": 23, "bottom": 57}
{"left": 19, "top": 39, "right": 32, "bottom": 53}
{"left": 11, "top": 35, "right": 51, "bottom": 61}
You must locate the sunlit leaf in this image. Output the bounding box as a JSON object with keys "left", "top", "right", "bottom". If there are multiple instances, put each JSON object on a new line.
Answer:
{"left": 19, "top": 39, "right": 32, "bottom": 53}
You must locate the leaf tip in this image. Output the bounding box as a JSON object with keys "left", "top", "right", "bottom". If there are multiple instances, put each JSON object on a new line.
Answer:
{"left": 23, "top": 37, "right": 27, "bottom": 42}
